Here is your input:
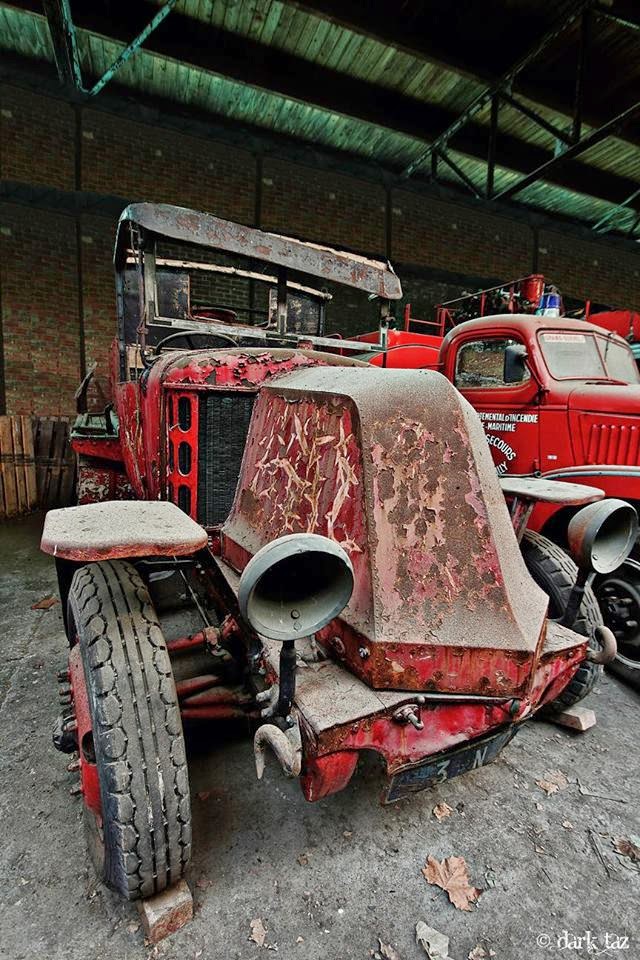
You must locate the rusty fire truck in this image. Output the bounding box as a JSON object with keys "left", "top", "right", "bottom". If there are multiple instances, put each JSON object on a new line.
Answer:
{"left": 43, "top": 206, "right": 633, "bottom": 900}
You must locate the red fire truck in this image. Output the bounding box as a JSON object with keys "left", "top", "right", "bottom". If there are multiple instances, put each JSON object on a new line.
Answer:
{"left": 358, "top": 276, "right": 640, "bottom": 686}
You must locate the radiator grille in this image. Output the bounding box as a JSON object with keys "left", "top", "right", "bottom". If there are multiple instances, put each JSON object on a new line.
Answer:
{"left": 197, "top": 392, "right": 255, "bottom": 526}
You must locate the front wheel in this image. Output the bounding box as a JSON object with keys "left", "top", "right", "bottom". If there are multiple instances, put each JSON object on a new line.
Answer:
{"left": 68, "top": 560, "right": 191, "bottom": 900}
{"left": 521, "top": 531, "right": 603, "bottom": 712}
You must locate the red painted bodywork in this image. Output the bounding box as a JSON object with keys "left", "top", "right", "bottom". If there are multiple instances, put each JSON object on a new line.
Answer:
{"left": 61, "top": 195, "right": 607, "bottom": 815}
{"left": 356, "top": 313, "right": 640, "bottom": 542}
{"left": 69, "top": 334, "right": 591, "bottom": 802}
{"left": 68, "top": 644, "right": 101, "bottom": 816}
{"left": 587, "top": 309, "right": 640, "bottom": 343}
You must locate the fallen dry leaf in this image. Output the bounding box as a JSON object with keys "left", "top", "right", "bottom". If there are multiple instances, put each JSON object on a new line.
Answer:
{"left": 343, "top": 830, "right": 353, "bottom": 839}
{"left": 415, "top": 921, "right": 451, "bottom": 959}
{"left": 536, "top": 770, "right": 568, "bottom": 795}
{"left": 31, "top": 595, "right": 58, "bottom": 610}
{"left": 249, "top": 918, "right": 267, "bottom": 947}
{"left": 433, "top": 802, "right": 453, "bottom": 822}
{"left": 126, "top": 921, "right": 140, "bottom": 934}
{"left": 468, "top": 948, "right": 495, "bottom": 960}
{"left": 297, "top": 853, "right": 309, "bottom": 866}
{"left": 613, "top": 837, "right": 640, "bottom": 862}
{"left": 422, "top": 855, "right": 482, "bottom": 911}
{"left": 562, "top": 820, "right": 574, "bottom": 831}
{"left": 378, "top": 938, "right": 401, "bottom": 960}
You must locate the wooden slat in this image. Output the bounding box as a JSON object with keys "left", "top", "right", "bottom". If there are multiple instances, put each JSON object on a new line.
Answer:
{"left": 21, "top": 415, "right": 38, "bottom": 510}
{"left": 0, "top": 415, "right": 37, "bottom": 518}
{"left": 35, "top": 418, "right": 54, "bottom": 509}
{"left": 59, "top": 433, "right": 76, "bottom": 507}
{"left": 0, "top": 417, "right": 19, "bottom": 518}
{"left": 48, "top": 420, "right": 68, "bottom": 508}
{"left": 32, "top": 416, "right": 76, "bottom": 510}
{"left": 11, "top": 415, "right": 28, "bottom": 512}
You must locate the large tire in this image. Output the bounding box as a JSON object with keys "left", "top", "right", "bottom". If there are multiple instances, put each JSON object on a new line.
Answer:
{"left": 521, "top": 530, "right": 603, "bottom": 711}
{"left": 68, "top": 560, "right": 191, "bottom": 900}
{"left": 594, "top": 562, "right": 640, "bottom": 692}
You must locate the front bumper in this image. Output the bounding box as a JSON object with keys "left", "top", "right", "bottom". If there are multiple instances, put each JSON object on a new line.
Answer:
{"left": 263, "top": 621, "right": 587, "bottom": 803}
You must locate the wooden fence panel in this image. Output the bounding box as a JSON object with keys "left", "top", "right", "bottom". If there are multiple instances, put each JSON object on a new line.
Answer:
{"left": 33, "top": 417, "right": 76, "bottom": 511}
{"left": 0, "top": 416, "right": 77, "bottom": 519}
{"left": 0, "top": 416, "right": 38, "bottom": 519}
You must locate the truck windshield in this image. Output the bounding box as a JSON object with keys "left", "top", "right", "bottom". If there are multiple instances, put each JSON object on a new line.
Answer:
{"left": 539, "top": 331, "right": 640, "bottom": 384}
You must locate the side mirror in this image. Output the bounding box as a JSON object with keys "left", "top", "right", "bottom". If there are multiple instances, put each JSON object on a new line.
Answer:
{"left": 503, "top": 343, "right": 528, "bottom": 384}
{"left": 567, "top": 499, "right": 637, "bottom": 574}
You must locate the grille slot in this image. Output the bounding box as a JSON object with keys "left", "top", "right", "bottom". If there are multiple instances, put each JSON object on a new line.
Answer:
{"left": 197, "top": 392, "right": 256, "bottom": 526}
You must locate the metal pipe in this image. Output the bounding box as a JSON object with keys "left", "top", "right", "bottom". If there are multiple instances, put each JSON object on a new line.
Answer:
{"left": 167, "top": 625, "right": 219, "bottom": 655}
{"left": 277, "top": 640, "right": 297, "bottom": 718}
{"left": 495, "top": 100, "right": 640, "bottom": 201}
{"left": 560, "top": 567, "right": 590, "bottom": 627}
{"left": 400, "top": 0, "right": 594, "bottom": 180}
{"left": 180, "top": 685, "right": 253, "bottom": 707}
{"left": 572, "top": 7, "right": 590, "bottom": 142}
{"left": 487, "top": 95, "right": 499, "bottom": 198}
{"left": 180, "top": 706, "right": 251, "bottom": 721}
{"left": 89, "top": 1, "right": 178, "bottom": 96}
{"left": 175, "top": 674, "right": 222, "bottom": 698}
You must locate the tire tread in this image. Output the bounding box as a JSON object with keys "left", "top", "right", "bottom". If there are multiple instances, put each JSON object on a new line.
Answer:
{"left": 521, "top": 531, "right": 603, "bottom": 712}
{"left": 69, "top": 560, "right": 191, "bottom": 900}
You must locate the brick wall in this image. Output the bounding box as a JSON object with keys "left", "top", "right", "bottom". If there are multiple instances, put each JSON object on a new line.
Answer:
{"left": 1, "top": 81, "right": 640, "bottom": 415}
{"left": 0, "top": 85, "right": 75, "bottom": 191}
{"left": 261, "top": 158, "right": 386, "bottom": 255}
{"left": 79, "top": 213, "right": 119, "bottom": 405}
{"left": 81, "top": 109, "right": 255, "bottom": 224}
{"left": 391, "top": 189, "right": 534, "bottom": 278}
{"left": 538, "top": 228, "right": 640, "bottom": 305}
{"left": 0, "top": 202, "right": 81, "bottom": 415}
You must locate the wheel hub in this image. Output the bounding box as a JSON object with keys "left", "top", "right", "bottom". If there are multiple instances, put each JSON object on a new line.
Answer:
{"left": 595, "top": 572, "right": 640, "bottom": 661}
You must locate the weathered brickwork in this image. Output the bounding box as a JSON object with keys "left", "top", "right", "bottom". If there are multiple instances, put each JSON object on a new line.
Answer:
{"left": 1, "top": 82, "right": 639, "bottom": 414}
{"left": 0, "top": 202, "right": 81, "bottom": 415}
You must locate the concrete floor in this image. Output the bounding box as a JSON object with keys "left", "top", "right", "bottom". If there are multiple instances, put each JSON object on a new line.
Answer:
{"left": 1, "top": 514, "right": 639, "bottom": 960}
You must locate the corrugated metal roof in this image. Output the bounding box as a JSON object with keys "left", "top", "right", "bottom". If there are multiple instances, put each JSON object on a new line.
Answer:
{"left": 0, "top": 0, "right": 638, "bottom": 235}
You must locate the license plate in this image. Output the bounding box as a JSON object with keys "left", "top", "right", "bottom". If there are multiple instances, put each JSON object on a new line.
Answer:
{"left": 384, "top": 725, "right": 517, "bottom": 803}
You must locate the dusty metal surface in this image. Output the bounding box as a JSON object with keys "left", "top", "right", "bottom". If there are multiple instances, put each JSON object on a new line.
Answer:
{"left": 40, "top": 501, "right": 208, "bottom": 561}
{"left": 222, "top": 365, "right": 553, "bottom": 696}
{"left": 115, "top": 203, "right": 403, "bottom": 299}
{"left": 500, "top": 476, "right": 604, "bottom": 505}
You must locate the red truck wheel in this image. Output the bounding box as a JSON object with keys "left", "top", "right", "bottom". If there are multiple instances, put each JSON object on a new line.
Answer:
{"left": 67, "top": 560, "right": 192, "bottom": 900}
{"left": 521, "top": 530, "right": 603, "bottom": 711}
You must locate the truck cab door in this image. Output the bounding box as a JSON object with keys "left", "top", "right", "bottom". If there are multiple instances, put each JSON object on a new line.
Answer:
{"left": 448, "top": 334, "right": 541, "bottom": 476}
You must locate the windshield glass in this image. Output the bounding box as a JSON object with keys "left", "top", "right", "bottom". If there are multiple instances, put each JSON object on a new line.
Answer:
{"left": 539, "top": 331, "right": 640, "bottom": 384}
{"left": 597, "top": 336, "right": 640, "bottom": 383}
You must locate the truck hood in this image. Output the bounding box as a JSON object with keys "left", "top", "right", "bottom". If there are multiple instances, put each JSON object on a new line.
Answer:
{"left": 567, "top": 382, "right": 640, "bottom": 416}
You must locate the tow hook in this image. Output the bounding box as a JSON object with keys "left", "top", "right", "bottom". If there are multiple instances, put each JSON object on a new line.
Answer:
{"left": 254, "top": 716, "right": 302, "bottom": 779}
{"left": 587, "top": 625, "right": 617, "bottom": 665}
{"left": 392, "top": 704, "right": 424, "bottom": 730}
